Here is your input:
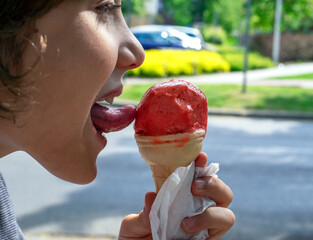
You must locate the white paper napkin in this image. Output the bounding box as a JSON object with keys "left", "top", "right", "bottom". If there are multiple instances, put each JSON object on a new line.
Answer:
{"left": 149, "top": 161, "right": 220, "bottom": 240}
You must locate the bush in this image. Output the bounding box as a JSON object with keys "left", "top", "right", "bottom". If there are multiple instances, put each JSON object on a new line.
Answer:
{"left": 200, "top": 25, "right": 228, "bottom": 45}
{"left": 127, "top": 49, "right": 230, "bottom": 78}
{"left": 222, "top": 52, "right": 274, "bottom": 71}
{"left": 215, "top": 45, "right": 275, "bottom": 71}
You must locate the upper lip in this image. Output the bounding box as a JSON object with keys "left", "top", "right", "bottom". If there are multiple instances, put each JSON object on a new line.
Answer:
{"left": 95, "top": 85, "right": 123, "bottom": 105}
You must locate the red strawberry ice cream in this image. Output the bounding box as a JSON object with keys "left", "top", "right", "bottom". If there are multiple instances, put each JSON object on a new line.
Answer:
{"left": 134, "top": 80, "right": 208, "bottom": 136}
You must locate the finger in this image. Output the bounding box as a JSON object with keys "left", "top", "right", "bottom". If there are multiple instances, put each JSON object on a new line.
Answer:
{"left": 191, "top": 176, "right": 233, "bottom": 207}
{"left": 181, "top": 207, "right": 235, "bottom": 235}
{"left": 194, "top": 152, "right": 208, "bottom": 168}
{"left": 119, "top": 192, "right": 157, "bottom": 239}
{"left": 142, "top": 192, "right": 157, "bottom": 220}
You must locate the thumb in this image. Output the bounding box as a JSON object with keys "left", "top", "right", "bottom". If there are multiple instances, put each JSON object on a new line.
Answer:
{"left": 119, "top": 192, "right": 157, "bottom": 239}
{"left": 138, "top": 192, "right": 157, "bottom": 231}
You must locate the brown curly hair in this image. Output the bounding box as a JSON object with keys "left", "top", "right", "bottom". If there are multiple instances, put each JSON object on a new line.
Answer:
{"left": 0, "top": 0, "right": 64, "bottom": 121}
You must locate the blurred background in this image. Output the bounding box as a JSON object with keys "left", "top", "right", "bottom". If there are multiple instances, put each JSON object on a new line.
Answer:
{"left": 1, "top": 1, "right": 313, "bottom": 240}
{"left": 124, "top": 0, "right": 313, "bottom": 65}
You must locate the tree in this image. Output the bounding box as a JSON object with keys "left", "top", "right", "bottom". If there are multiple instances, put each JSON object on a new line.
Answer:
{"left": 122, "top": 0, "right": 145, "bottom": 16}
{"left": 162, "top": 0, "right": 194, "bottom": 25}
{"left": 203, "top": 0, "right": 243, "bottom": 34}
{"left": 251, "top": 0, "right": 313, "bottom": 33}
{"left": 160, "top": 0, "right": 243, "bottom": 34}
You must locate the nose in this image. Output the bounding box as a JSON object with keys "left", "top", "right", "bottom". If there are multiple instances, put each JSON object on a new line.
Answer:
{"left": 117, "top": 27, "right": 145, "bottom": 70}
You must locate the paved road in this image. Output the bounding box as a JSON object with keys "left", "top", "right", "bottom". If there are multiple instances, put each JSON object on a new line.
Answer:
{"left": 1, "top": 116, "right": 313, "bottom": 240}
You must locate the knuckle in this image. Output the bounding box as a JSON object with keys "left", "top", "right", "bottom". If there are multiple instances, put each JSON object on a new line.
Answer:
{"left": 225, "top": 209, "right": 236, "bottom": 229}
{"left": 222, "top": 186, "right": 234, "bottom": 207}
{"left": 228, "top": 188, "right": 234, "bottom": 203}
{"left": 121, "top": 214, "right": 134, "bottom": 223}
{"left": 205, "top": 206, "right": 216, "bottom": 219}
{"left": 216, "top": 180, "right": 234, "bottom": 207}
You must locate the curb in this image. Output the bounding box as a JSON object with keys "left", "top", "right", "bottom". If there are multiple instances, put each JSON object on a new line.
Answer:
{"left": 207, "top": 108, "right": 313, "bottom": 120}
{"left": 107, "top": 101, "right": 313, "bottom": 121}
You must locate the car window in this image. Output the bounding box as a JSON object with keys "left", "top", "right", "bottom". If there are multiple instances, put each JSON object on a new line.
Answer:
{"left": 167, "top": 36, "right": 181, "bottom": 44}
{"left": 134, "top": 32, "right": 173, "bottom": 45}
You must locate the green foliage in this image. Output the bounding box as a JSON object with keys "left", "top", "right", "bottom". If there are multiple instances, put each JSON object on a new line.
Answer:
{"left": 161, "top": 0, "right": 243, "bottom": 34}
{"left": 127, "top": 49, "right": 230, "bottom": 77}
{"left": 127, "top": 46, "right": 274, "bottom": 78}
{"left": 157, "top": 0, "right": 313, "bottom": 37}
{"left": 162, "top": 0, "right": 193, "bottom": 26}
{"left": 203, "top": 0, "right": 243, "bottom": 34}
{"left": 122, "top": 0, "right": 145, "bottom": 15}
{"left": 252, "top": 0, "right": 313, "bottom": 33}
{"left": 201, "top": 25, "right": 228, "bottom": 44}
{"left": 216, "top": 45, "right": 275, "bottom": 71}
{"left": 222, "top": 52, "right": 275, "bottom": 71}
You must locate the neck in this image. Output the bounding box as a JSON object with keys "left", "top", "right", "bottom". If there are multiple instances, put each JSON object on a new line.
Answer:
{"left": 0, "top": 122, "right": 19, "bottom": 158}
{"left": 0, "top": 138, "right": 17, "bottom": 158}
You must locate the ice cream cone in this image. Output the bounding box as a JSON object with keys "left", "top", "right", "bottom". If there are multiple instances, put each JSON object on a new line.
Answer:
{"left": 135, "top": 129, "right": 205, "bottom": 193}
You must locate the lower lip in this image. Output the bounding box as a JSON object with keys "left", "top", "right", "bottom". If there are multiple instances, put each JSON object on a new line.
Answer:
{"left": 96, "top": 130, "right": 107, "bottom": 148}
{"left": 91, "top": 86, "right": 123, "bottom": 149}
{"left": 91, "top": 122, "right": 107, "bottom": 148}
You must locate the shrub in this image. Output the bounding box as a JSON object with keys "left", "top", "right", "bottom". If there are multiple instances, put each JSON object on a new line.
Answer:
{"left": 222, "top": 52, "right": 274, "bottom": 71}
{"left": 200, "top": 25, "right": 228, "bottom": 45}
{"left": 215, "top": 44, "right": 275, "bottom": 71}
{"left": 127, "top": 49, "right": 230, "bottom": 78}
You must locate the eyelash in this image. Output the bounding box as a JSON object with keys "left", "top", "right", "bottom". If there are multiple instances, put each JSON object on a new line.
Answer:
{"left": 96, "top": 3, "right": 122, "bottom": 14}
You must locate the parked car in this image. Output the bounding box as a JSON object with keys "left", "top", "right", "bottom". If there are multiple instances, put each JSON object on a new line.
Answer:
{"left": 168, "top": 25, "right": 217, "bottom": 51}
{"left": 167, "top": 25, "right": 205, "bottom": 49}
{"left": 131, "top": 25, "right": 203, "bottom": 50}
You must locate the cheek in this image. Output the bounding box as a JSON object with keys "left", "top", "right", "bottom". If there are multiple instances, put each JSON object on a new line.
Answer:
{"left": 41, "top": 28, "right": 117, "bottom": 105}
{"left": 59, "top": 24, "right": 118, "bottom": 100}
{"left": 23, "top": 13, "right": 119, "bottom": 135}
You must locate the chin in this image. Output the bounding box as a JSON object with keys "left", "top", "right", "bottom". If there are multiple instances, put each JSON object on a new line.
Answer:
{"left": 33, "top": 148, "right": 99, "bottom": 185}
{"left": 71, "top": 170, "right": 97, "bottom": 185}
{"left": 54, "top": 164, "right": 98, "bottom": 185}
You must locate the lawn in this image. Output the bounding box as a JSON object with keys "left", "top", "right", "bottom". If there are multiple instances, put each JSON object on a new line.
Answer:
{"left": 119, "top": 83, "right": 313, "bottom": 113}
{"left": 271, "top": 73, "right": 313, "bottom": 80}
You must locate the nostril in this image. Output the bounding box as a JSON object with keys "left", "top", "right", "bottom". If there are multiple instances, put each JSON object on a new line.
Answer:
{"left": 123, "top": 47, "right": 145, "bottom": 70}
{"left": 128, "top": 63, "right": 137, "bottom": 69}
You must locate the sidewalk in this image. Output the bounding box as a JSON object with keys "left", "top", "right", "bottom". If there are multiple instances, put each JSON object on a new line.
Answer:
{"left": 124, "top": 62, "right": 313, "bottom": 88}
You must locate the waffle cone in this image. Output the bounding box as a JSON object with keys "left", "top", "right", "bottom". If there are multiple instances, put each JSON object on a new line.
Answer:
{"left": 135, "top": 130, "right": 205, "bottom": 192}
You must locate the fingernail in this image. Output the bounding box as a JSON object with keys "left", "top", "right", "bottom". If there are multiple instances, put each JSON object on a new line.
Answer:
{"left": 183, "top": 218, "right": 195, "bottom": 230}
{"left": 195, "top": 179, "right": 206, "bottom": 190}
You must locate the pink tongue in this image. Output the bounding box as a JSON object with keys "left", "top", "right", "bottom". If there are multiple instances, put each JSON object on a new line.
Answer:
{"left": 91, "top": 103, "right": 136, "bottom": 133}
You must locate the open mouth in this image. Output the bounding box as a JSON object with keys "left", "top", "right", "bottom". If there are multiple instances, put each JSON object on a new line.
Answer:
{"left": 90, "top": 87, "right": 136, "bottom": 134}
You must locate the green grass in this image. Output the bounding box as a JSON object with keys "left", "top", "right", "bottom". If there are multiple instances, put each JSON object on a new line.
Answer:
{"left": 119, "top": 83, "right": 313, "bottom": 112}
{"left": 271, "top": 73, "right": 313, "bottom": 80}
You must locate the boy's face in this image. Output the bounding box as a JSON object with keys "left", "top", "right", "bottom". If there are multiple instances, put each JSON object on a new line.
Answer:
{"left": 13, "top": 0, "right": 144, "bottom": 183}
